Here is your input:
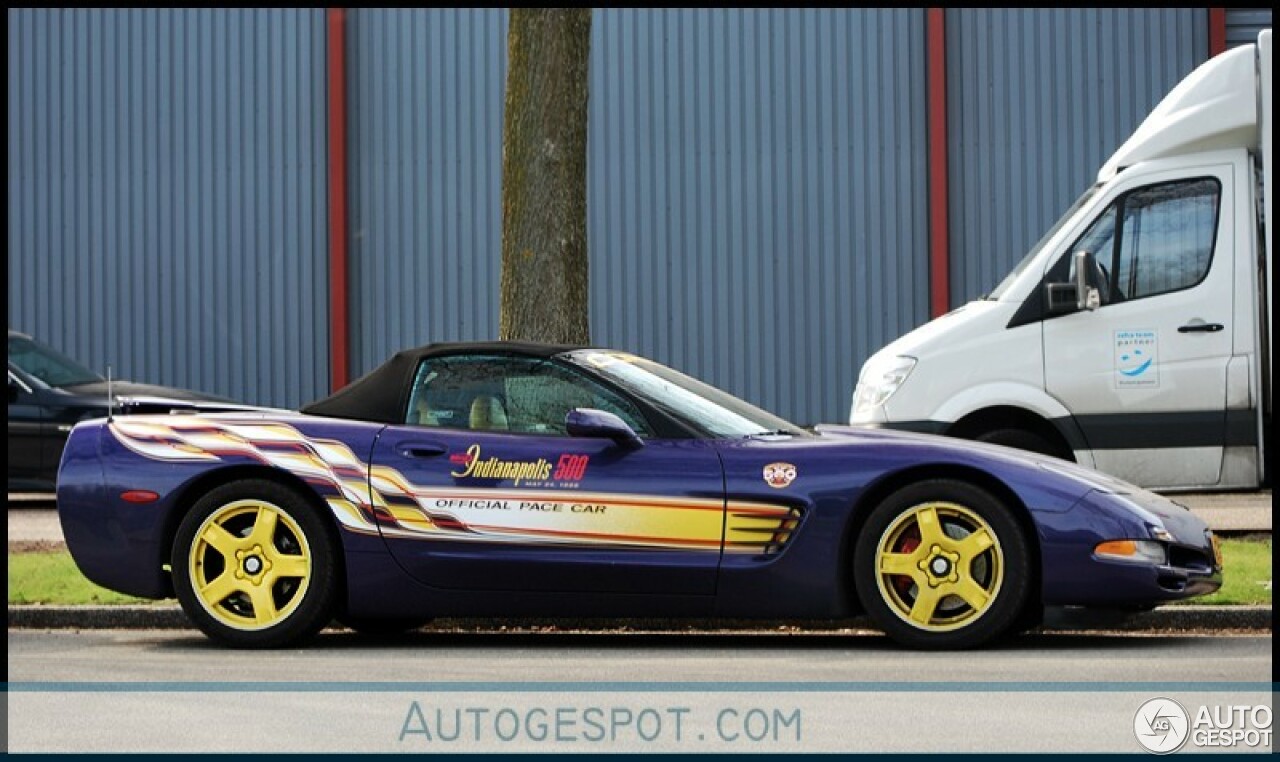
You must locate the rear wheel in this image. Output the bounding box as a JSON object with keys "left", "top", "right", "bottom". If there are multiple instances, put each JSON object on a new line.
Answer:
{"left": 854, "top": 480, "right": 1031, "bottom": 649}
{"left": 172, "top": 479, "right": 339, "bottom": 648}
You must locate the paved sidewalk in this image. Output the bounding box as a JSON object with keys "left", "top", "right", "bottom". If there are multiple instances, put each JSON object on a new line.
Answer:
{"left": 8, "top": 490, "right": 1271, "bottom": 545}
{"left": 1168, "top": 491, "right": 1272, "bottom": 533}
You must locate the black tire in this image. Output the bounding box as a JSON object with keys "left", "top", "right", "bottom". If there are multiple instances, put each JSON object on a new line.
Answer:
{"left": 171, "top": 479, "right": 339, "bottom": 648}
{"left": 974, "top": 427, "right": 1071, "bottom": 461}
{"left": 337, "top": 615, "right": 430, "bottom": 637}
{"left": 853, "top": 479, "right": 1032, "bottom": 649}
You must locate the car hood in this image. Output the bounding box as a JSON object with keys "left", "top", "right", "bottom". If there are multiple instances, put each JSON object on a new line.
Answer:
{"left": 796, "top": 424, "right": 1208, "bottom": 542}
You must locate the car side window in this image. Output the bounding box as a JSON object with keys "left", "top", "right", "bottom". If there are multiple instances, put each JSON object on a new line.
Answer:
{"left": 1050, "top": 177, "right": 1220, "bottom": 306}
{"left": 405, "top": 355, "right": 652, "bottom": 437}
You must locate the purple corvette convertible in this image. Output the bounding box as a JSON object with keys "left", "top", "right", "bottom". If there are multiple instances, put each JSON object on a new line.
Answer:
{"left": 56, "top": 342, "right": 1221, "bottom": 648}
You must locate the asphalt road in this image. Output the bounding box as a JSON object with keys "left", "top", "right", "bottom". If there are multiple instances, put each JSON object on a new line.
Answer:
{"left": 8, "top": 629, "right": 1274, "bottom": 753}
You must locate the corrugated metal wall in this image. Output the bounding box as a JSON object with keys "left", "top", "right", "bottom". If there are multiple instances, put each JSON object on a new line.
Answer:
{"left": 9, "top": 9, "right": 1226, "bottom": 423}
{"left": 7, "top": 8, "right": 330, "bottom": 408}
{"left": 345, "top": 9, "right": 507, "bottom": 376}
{"left": 1226, "top": 9, "right": 1272, "bottom": 48}
{"left": 945, "top": 8, "right": 1208, "bottom": 305}
{"left": 587, "top": 8, "right": 928, "bottom": 424}
{"left": 346, "top": 8, "right": 928, "bottom": 425}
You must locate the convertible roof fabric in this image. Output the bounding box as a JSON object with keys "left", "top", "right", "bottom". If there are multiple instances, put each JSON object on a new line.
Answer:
{"left": 300, "top": 341, "right": 587, "bottom": 423}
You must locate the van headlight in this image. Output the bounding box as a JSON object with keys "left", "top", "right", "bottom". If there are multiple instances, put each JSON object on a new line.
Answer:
{"left": 852, "top": 356, "right": 917, "bottom": 418}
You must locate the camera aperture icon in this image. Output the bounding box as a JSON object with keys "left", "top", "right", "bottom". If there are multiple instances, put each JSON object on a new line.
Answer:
{"left": 1135, "top": 697, "right": 1190, "bottom": 754}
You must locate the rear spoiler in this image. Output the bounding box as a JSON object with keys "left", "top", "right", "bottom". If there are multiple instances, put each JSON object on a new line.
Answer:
{"left": 115, "top": 396, "right": 287, "bottom": 417}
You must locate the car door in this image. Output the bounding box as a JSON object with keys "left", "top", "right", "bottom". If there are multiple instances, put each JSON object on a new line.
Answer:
{"left": 7, "top": 369, "right": 46, "bottom": 488}
{"left": 369, "top": 353, "right": 726, "bottom": 595}
{"left": 1042, "top": 165, "right": 1235, "bottom": 488}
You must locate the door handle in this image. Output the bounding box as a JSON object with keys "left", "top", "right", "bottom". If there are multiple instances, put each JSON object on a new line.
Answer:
{"left": 397, "top": 441, "right": 448, "bottom": 459}
{"left": 1177, "top": 322, "right": 1224, "bottom": 333}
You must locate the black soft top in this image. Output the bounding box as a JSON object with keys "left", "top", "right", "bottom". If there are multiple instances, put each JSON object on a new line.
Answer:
{"left": 300, "top": 340, "right": 588, "bottom": 423}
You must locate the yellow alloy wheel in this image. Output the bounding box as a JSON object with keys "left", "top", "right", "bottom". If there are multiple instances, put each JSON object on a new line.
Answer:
{"left": 188, "top": 499, "right": 312, "bottom": 631}
{"left": 873, "top": 501, "right": 1004, "bottom": 632}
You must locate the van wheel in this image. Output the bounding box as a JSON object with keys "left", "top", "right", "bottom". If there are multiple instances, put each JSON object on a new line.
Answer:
{"left": 975, "top": 427, "right": 1071, "bottom": 461}
{"left": 172, "top": 479, "right": 339, "bottom": 648}
{"left": 854, "top": 480, "right": 1031, "bottom": 649}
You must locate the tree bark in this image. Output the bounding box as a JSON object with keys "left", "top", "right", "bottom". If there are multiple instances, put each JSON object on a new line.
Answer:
{"left": 499, "top": 8, "right": 592, "bottom": 344}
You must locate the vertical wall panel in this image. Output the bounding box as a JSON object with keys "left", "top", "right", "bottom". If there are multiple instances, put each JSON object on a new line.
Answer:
{"left": 946, "top": 9, "right": 1208, "bottom": 305}
{"left": 1226, "top": 9, "right": 1272, "bottom": 48}
{"left": 346, "top": 9, "right": 928, "bottom": 426}
{"left": 7, "top": 8, "right": 329, "bottom": 408}
{"left": 588, "top": 9, "right": 929, "bottom": 424}
{"left": 345, "top": 9, "right": 507, "bottom": 377}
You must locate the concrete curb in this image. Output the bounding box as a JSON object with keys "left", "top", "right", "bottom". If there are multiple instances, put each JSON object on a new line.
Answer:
{"left": 7, "top": 604, "right": 1272, "bottom": 633}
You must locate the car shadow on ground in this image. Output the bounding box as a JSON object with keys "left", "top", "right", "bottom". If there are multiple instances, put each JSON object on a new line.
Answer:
{"left": 144, "top": 627, "right": 1224, "bottom": 654}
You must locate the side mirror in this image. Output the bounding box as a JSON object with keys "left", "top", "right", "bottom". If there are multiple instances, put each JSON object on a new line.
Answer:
{"left": 1044, "top": 282, "right": 1080, "bottom": 314}
{"left": 1072, "top": 250, "right": 1102, "bottom": 312}
{"left": 565, "top": 408, "right": 644, "bottom": 450}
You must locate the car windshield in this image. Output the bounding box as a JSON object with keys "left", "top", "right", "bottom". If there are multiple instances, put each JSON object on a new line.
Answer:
{"left": 987, "top": 184, "right": 1101, "bottom": 300}
{"left": 562, "top": 350, "right": 809, "bottom": 439}
{"left": 8, "top": 335, "right": 102, "bottom": 388}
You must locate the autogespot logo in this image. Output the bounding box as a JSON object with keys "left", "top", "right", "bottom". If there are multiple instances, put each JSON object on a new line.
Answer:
{"left": 1135, "top": 698, "right": 1190, "bottom": 754}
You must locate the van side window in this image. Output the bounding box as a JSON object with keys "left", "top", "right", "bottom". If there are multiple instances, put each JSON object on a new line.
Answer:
{"left": 1054, "top": 177, "right": 1220, "bottom": 305}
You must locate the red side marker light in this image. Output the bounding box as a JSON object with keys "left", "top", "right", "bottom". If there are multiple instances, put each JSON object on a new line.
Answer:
{"left": 121, "top": 490, "right": 160, "bottom": 504}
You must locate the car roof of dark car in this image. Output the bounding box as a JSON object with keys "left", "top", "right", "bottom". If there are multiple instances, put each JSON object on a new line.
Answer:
{"left": 300, "top": 340, "right": 593, "bottom": 424}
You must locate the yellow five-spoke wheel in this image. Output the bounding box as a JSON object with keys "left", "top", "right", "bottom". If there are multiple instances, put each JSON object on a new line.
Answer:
{"left": 172, "top": 479, "right": 338, "bottom": 648}
{"left": 854, "top": 480, "right": 1031, "bottom": 649}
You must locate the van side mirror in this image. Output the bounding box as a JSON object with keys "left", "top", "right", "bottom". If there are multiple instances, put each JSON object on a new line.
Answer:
{"left": 1073, "top": 250, "right": 1102, "bottom": 311}
{"left": 1045, "top": 283, "right": 1080, "bottom": 314}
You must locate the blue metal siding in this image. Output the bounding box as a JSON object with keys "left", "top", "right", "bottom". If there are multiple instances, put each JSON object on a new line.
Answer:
{"left": 347, "top": 8, "right": 929, "bottom": 426}
{"left": 11, "top": 9, "right": 1223, "bottom": 425}
{"left": 345, "top": 9, "right": 507, "bottom": 377}
{"left": 589, "top": 9, "right": 928, "bottom": 425}
{"left": 7, "top": 8, "right": 329, "bottom": 408}
{"left": 945, "top": 8, "right": 1208, "bottom": 305}
{"left": 1226, "top": 9, "right": 1272, "bottom": 48}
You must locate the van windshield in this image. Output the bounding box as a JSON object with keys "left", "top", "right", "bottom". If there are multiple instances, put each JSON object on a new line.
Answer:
{"left": 987, "top": 184, "right": 1100, "bottom": 300}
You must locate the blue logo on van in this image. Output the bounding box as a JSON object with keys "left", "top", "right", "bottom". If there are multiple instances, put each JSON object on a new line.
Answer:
{"left": 1119, "top": 350, "right": 1152, "bottom": 377}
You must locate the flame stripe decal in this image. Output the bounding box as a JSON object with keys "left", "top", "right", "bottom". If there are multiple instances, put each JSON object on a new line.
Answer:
{"left": 109, "top": 417, "right": 800, "bottom": 554}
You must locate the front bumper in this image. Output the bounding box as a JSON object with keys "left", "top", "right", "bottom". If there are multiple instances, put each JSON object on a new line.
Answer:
{"left": 1040, "top": 490, "right": 1222, "bottom": 607}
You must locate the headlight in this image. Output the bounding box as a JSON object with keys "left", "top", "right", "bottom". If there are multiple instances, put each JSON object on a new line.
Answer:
{"left": 1093, "top": 539, "right": 1167, "bottom": 565}
{"left": 852, "top": 356, "right": 917, "bottom": 418}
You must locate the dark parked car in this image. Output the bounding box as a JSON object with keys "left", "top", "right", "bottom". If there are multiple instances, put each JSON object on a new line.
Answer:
{"left": 7, "top": 330, "right": 233, "bottom": 491}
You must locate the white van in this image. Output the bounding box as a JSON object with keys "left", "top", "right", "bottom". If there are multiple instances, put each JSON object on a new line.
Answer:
{"left": 851, "top": 30, "right": 1272, "bottom": 492}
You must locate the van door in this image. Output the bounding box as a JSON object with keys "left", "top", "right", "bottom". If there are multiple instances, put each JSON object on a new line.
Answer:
{"left": 1042, "top": 163, "right": 1236, "bottom": 489}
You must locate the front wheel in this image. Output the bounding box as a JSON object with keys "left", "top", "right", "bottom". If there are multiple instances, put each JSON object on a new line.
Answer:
{"left": 853, "top": 480, "right": 1031, "bottom": 649}
{"left": 172, "top": 479, "right": 339, "bottom": 648}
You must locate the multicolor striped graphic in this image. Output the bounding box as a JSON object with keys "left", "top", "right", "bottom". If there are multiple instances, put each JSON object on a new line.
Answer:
{"left": 108, "top": 417, "right": 801, "bottom": 555}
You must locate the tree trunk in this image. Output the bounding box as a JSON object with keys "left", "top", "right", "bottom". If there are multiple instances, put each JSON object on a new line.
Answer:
{"left": 499, "top": 8, "right": 592, "bottom": 344}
